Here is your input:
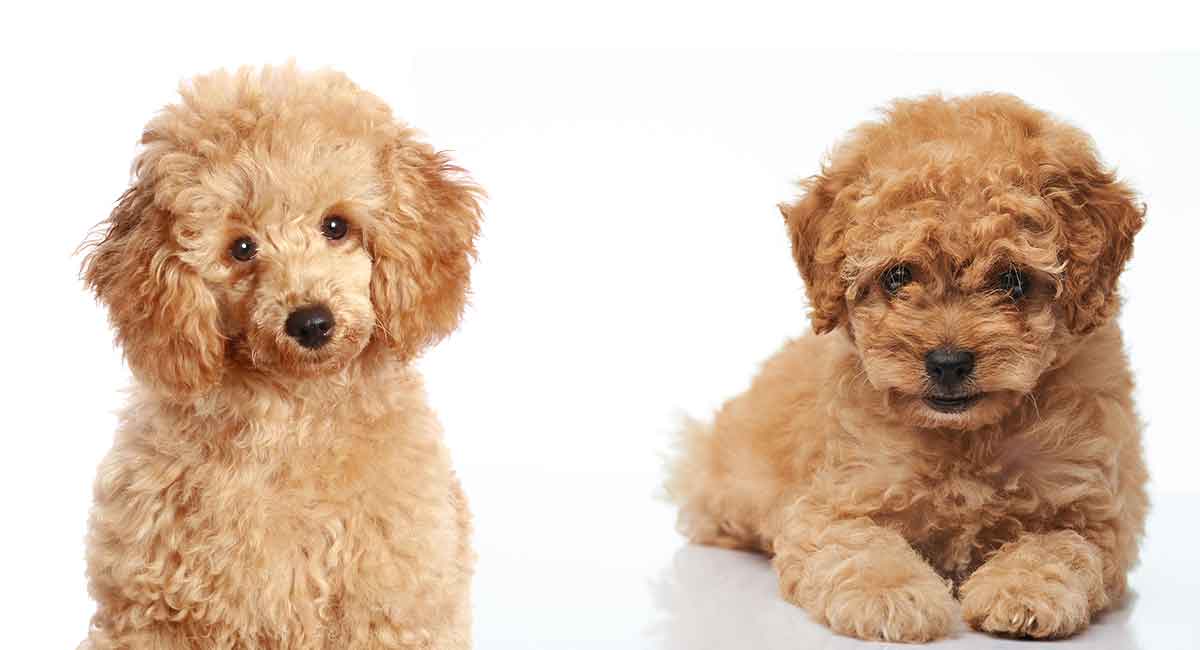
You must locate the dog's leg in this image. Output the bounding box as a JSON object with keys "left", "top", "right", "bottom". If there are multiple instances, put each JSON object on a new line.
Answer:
{"left": 959, "top": 529, "right": 1107, "bottom": 638}
{"left": 771, "top": 509, "right": 958, "bottom": 642}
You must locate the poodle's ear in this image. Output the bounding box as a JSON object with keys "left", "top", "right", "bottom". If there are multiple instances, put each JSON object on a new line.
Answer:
{"left": 1041, "top": 140, "right": 1145, "bottom": 335}
{"left": 82, "top": 184, "right": 225, "bottom": 399}
{"left": 371, "top": 137, "right": 483, "bottom": 360}
{"left": 780, "top": 171, "right": 850, "bottom": 334}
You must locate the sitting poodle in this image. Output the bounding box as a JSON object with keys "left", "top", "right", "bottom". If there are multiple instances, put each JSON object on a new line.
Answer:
{"left": 81, "top": 65, "right": 481, "bottom": 649}
{"left": 667, "top": 94, "right": 1147, "bottom": 642}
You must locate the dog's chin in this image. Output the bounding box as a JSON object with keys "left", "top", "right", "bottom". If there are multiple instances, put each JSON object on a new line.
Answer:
{"left": 891, "top": 390, "right": 1018, "bottom": 431}
{"left": 282, "top": 349, "right": 362, "bottom": 378}
{"left": 238, "top": 331, "right": 371, "bottom": 380}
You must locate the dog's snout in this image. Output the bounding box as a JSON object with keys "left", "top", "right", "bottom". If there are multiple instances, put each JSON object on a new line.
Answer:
{"left": 285, "top": 305, "right": 335, "bottom": 349}
{"left": 925, "top": 347, "right": 975, "bottom": 386}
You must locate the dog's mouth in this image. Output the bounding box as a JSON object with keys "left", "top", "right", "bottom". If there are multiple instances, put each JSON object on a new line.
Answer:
{"left": 232, "top": 323, "right": 370, "bottom": 377}
{"left": 923, "top": 393, "right": 982, "bottom": 413}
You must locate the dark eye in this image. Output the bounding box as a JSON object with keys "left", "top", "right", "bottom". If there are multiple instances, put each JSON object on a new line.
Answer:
{"left": 998, "top": 268, "right": 1029, "bottom": 299}
{"left": 321, "top": 215, "right": 349, "bottom": 240}
{"left": 881, "top": 264, "right": 913, "bottom": 295}
{"left": 230, "top": 237, "right": 257, "bottom": 262}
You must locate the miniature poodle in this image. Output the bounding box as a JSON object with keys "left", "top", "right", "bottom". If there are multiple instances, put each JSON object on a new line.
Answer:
{"left": 666, "top": 94, "right": 1147, "bottom": 642}
{"left": 80, "top": 65, "right": 481, "bottom": 649}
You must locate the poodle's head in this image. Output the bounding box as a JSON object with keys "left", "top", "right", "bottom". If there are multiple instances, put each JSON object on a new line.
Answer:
{"left": 782, "top": 94, "right": 1143, "bottom": 430}
{"left": 83, "top": 65, "right": 482, "bottom": 400}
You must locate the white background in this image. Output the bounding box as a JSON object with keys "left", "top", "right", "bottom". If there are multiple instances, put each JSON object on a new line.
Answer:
{"left": 1, "top": 3, "right": 1197, "bottom": 649}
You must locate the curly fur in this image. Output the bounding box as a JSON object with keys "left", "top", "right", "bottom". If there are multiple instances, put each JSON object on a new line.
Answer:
{"left": 80, "top": 65, "right": 481, "bottom": 650}
{"left": 666, "top": 94, "right": 1147, "bottom": 642}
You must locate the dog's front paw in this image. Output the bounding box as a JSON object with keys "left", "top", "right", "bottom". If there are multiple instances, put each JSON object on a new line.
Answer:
{"left": 960, "top": 566, "right": 1090, "bottom": 638}
{"left": 785, "top": 549, "right": 959, "bottom": 643}
{"left": 823, "top": 580, "right": 959, "bottom": 643}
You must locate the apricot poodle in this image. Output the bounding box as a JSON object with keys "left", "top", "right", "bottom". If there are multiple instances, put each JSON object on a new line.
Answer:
{"left": 667, "top": 94, "right": 1147, "bottom": 642}
{"left": 80, "top": 65, "right": 481, "bottom": 649}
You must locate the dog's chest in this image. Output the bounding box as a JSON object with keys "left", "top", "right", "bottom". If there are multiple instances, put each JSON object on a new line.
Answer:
{"left": 252, "top": 449, "right": 446, "bottom": 578}
{"left": 154, "top": 441, "right": 455, "bottom": 641}
{"left": 864, "top": 439, "right": 1059, "bottom": 581}
{"left": 884, "top": 472, "right": 1021, "bottom": 580}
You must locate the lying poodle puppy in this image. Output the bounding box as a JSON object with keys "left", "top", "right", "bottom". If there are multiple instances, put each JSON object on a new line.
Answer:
{"left": 81, "top": 65, "right": 481, "bottom": 649}
{"left": 667, "top": 94, "right": 1147, "bottom": 642}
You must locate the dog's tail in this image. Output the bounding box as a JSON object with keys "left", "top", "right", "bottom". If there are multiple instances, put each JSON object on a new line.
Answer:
{"left": 662, "top": 415, "right": 715, "bottom": 538}
{"left": 663, "top": 415, "right": 712, "bottom": 499}
{"left": 662, "top": 416, "right": 753, "bottom": 549}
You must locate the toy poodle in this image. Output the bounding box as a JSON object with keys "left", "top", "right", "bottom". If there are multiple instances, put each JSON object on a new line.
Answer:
{"left": 666, "top": 94, "right": 1147, "bottom": 642}
{"left": 80, "top": 65, "right": 481, "bottom": 649}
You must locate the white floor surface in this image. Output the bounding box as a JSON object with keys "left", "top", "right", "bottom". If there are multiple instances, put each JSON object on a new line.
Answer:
{"left": 465, "top": 470, "right": 1198, "bottom": 649}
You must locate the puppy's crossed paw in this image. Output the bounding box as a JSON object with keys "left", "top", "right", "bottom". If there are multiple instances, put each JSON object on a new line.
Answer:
{"left": 960, "top": 568, "right": 1089, "bottom": 639}
{"left": 820, "top": 579, "right": 959, "bottom": 643}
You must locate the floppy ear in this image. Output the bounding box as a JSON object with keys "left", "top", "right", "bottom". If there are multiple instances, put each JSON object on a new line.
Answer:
{"left": 781, "top": 171, "right": 850, "bottom": 334}
{"left": 1041, "top": 143, "right": 1145, "bottom": 335}
{"left": 82, "top": 183, "right": 225, "bottom": 399}
{"left": 371, "top": 138, "right": 483, "bottom": 360}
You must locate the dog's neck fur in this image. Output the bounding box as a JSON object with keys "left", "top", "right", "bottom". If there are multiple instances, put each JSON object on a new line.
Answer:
{"left": 127, "top": 343, "right": 428, "bottom": 459}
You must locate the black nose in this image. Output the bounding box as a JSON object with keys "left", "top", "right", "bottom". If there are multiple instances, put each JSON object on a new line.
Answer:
{"left": 925, "top": 347, "right": 975, "bottom": 386}
{"left": 285, "top": 305, "right": 335, "bottom": 349}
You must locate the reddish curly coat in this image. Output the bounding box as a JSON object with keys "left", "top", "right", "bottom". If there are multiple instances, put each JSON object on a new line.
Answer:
{"left": 668, "top": 94, "right": 1147, "bottom": 642}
